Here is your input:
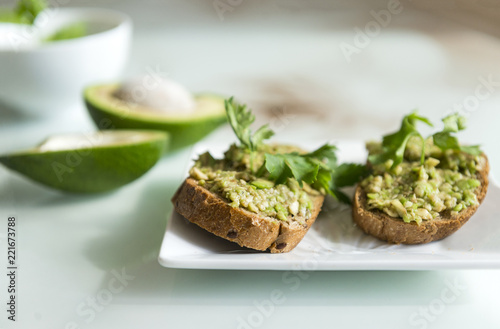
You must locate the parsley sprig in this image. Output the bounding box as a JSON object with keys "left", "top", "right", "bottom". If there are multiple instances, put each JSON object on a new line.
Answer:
{"left": 225, "top": 98, "right": 367, "bottom": 203}
{"left": 433, "top": 113, "right": 481, "bottom": 156}
{"left": 369, "top": 111, "right": 481, "bottom": 167}
{"left": 225, "top": 97, "right": 274, "bottom": 172}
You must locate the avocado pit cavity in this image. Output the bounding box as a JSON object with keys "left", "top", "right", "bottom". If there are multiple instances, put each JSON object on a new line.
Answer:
{"left": 37, "top": 131, "right": 153, "bottom": 152}
{"left": 113, "top": 77, "right": 196, "bottom": 114}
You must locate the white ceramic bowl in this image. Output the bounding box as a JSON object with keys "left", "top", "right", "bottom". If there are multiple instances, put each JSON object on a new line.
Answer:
{"left": 0, "top": 8, "right": 132, "bottom": 116}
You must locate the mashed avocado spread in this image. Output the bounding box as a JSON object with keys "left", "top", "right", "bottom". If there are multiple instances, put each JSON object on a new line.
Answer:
{"left": 361, "top": 137, "right": 485, "bottom": 225}
{"left": 189, "top": 144, "right": 319, "bottom": 223}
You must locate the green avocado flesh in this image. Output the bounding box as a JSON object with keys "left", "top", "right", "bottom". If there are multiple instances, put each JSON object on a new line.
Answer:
{"left": 189, "top": 144, "right": 320, "bottom": 223}
{"left": 361, "top": 137, "right": 485, "bottom": 224}
{"left": 0, "top": 130, "right": 168, "bottom": 193}
{"left": 84, "top": 84, "right": 227, "bottom": 152}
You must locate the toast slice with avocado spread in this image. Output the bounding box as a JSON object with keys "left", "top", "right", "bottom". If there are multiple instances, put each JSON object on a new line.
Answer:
{"left": 172, "top": 145, "right": 326, "bottom": 253}
{"left": 172, "top": 98, "right": 366, "bottom": 253}
{"left": 353, "top": 112, "right": 489, "bottom": 244}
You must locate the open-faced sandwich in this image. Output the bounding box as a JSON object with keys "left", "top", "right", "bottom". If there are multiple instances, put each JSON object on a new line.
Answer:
{"left": 173, "top": 98, "right": 366, "bottom": 253}
{"left": 353, "top": 112, "right": 489, "bottom": 244}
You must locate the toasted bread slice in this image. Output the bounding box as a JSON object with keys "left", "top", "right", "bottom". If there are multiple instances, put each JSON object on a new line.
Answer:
{"left": 352, "top": 156, "right": 489, "bottom": 244}
{"left": 172, "top": 178, "right": 324, "bottom": 253}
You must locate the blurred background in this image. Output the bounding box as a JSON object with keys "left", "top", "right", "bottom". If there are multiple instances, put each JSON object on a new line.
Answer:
{"left": 1, "top": 0, "right": 499, "bottom": 178}
{"left": 1, "top": 2, "right": 500, "bottom": 328}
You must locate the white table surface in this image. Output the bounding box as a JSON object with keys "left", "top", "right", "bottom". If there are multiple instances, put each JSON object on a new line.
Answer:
{"left": 1, "top": 2, "right": 500, "bottom": 328}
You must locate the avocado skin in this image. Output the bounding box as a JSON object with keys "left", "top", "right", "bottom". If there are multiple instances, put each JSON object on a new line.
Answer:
{"left": 84, "top": 88, "right": 227, "bottom": 152}
{"left": 0, "top": 134, "right": 168, "bottom": 193}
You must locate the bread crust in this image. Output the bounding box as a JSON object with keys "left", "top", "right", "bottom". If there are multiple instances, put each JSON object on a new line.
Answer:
{"left": 352, "top": 155, "right": 490, "bottom": 244}
{"left": 172, "top": 178, "right": 324, "bottom": 253}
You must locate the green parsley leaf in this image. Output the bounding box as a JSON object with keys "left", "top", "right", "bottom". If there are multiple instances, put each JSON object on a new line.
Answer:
{"left": 264, "top": 144, "right": 367, "bottom": 204}
{"left": 225, "top": 97, "right": 254, "bottom": 149}
{"left": 306, "top": 143, "right": 338, "bottom": 170}
{"left": 252, "top": 124, "right": 274, "bottom": 150}
{"left": 326, "top": 163, "right": 369, "bottom": 204}
{"left": 442, "top": 113, "right": 463, "bottom": 133}
{"left": 196, "top": 151, "right": 216, "bottom": 167}
{"left": 369, "top": 111, "right": 432, "bottom": 167}
{"left": 224, "top": 97, "right": 367, "bottom": 204}
{"left": 311, "top": 168, "right": 332, "bottom": 194}
{"left": 225, "top": 97, "right": 274, "bottom": 152}
{"left": 306, "top": 144, "right": 367, "bottom": 203}
{"left": 331, "top": 189, "right": 352, "bottom": 204}
{"left": 264, "top": 152, "right": 319, "bottom": 186}
{"left": 370, "top": 111, "right": 482, "bottom": 167}
{"left": 460, "top": 145, "right": 481, "bottom": 156}
{"left": 433, "top": 131, "right": 460, "bottom": 150}
{"left": 332, "top": 163, "right": 369, "bottom": 188}
{"left": 432, "top": 113, "right": 481, "bottom": 155}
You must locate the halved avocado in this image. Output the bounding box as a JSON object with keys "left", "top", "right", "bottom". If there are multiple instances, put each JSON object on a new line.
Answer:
{"left": 0, "top": 130, "right": 168, "bottom": 193}
{"left": 84, "top": 84, "right": 227, "bottom": 152}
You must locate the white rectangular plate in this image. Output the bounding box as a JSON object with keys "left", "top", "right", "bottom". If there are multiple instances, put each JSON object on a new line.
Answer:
{"left": 159, "top": 140, "right": 500, "bottom": 270}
